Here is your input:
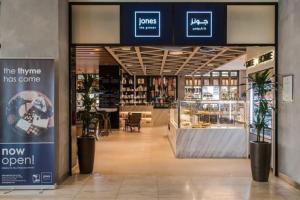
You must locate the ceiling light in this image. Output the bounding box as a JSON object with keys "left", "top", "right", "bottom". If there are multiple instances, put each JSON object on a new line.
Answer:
{"left": 163, "top": 69, "right": 171, "bottom": 73}
{"left": 89, "top": 52, "right": 95, "bottom": 55}
{"left": 169, "top": 51, "right": 183, "bottom": 55}
{"left": 126, "top": 64, "right": 133, "bottom": 67}
{"left": 94, "top": 48, "right": 100, "bottom": 51}
{"left": 121, "top": 47, "right": 131, "bottom": 51}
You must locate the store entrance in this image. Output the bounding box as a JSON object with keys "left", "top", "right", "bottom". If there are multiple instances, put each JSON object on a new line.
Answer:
{"left": 70, "top": 45, "right": 276, "bottom": 175}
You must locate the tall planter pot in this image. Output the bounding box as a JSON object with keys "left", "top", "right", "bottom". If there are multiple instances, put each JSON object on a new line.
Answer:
{"left": 77, "top": 136, "right": 95, "bottom": 174}
{"left": 250, "top": 141, "right": 271, "bottom": 182}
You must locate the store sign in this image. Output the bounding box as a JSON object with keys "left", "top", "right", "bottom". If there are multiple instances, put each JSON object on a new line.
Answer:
{"left": 173, "top": 4, "right": 226, "bottom": 45}
{"left": 186, "top": 11, "right": 212, "bottom": 37}
{"left": 0, "top": 59, "right": 55, "bottom": 189}
{"left": 121, "top": 4, "right": 172, "bottom": 44}
{"left": 246, "top": 51, "right": 274, "bottom": 68}
{"left": 135, "top": 11, "right": 160, "bottom": 37}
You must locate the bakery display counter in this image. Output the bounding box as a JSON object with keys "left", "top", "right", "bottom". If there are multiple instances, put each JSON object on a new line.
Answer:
{"left": 168, "top": 100, "right": 247, "bottom": 158}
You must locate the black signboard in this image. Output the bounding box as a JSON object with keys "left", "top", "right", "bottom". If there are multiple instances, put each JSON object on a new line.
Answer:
{"left": 174, "top": 3, "right": 226, "bottom": 45}
{"left": 121, "top": 3, "right": 173, "bottom": 45}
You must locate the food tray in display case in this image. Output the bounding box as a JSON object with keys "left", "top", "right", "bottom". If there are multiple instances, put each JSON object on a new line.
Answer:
{"left": 178, "top": 100, "right": 246, "bottom": 129}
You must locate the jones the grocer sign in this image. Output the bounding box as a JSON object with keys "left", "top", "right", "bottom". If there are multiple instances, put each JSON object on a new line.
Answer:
{"left": 186, "top": 11, "right": 213, "bottom": 38}
{"left": 135, "top": 11, "right": 161, "bottom": 37}
{"left": 121, "top": 3, "right": 225, "bottom": 45}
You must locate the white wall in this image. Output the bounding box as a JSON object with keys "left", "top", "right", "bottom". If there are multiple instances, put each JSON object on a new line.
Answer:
{"left": 72, "top": 5, "right": 120, "bottom": 44}
{"left": 278, "top": 0, "right": 300, "bottom": 185}
{"left": 227, "top": 5, "right": 275, "bottom": 44}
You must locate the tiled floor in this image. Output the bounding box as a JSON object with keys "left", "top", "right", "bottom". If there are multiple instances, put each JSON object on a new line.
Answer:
{"left": 1, "top": 126, "right": 300, "bottom": 200}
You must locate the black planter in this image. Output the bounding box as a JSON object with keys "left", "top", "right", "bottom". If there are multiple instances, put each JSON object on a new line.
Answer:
{"left": 250, "top": 141, "right": 271, "bottom": 182}
{"left": 77, "top": 136, "right": 95, "bottom": 174}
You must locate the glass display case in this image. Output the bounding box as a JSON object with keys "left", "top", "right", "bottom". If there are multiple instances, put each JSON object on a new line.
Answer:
{"left": 184, "top": 71, "right": 240, "bottom": 101}
{"left": 178, "top": 100, "right": 246, "bottom": 129}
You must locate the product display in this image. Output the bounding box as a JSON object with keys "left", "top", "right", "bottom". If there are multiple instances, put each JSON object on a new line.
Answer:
{"left": 149, "top": 76, "right": 177, "bottom": 108}
{"left": 177, "top": 100, "right": 245, "bottom": 129}
{"left": 184, "top": 71, "right": 239, "bottom": 100}
{"left": 6, "top": 91, "right": 54, "bottom": 137}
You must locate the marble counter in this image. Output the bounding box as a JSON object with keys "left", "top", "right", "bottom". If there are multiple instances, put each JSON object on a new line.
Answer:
{"left": 168, "top": 122, "right": 247, "bottom": 158}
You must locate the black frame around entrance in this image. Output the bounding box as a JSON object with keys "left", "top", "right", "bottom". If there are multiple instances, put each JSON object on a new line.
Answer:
{"left": 68, "top": 1, "right": 279, "bottom": 176}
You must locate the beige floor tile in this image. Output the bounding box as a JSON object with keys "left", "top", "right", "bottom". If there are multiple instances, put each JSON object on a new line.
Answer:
{"left": 1, "top": 126, "right": 300, "bottom": 200}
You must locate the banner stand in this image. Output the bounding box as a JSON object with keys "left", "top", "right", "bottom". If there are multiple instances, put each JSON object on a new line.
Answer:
{"left": 0, "top": 59, "right": 56, "bottom": 189}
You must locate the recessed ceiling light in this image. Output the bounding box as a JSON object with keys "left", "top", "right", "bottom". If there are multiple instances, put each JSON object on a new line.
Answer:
{"left": 169, "top": 51, "right": 183, "bottom": 55}
{"left": 121, "top": 47, "right": 131, "bottom": 51}
{"left": 94, "top": 48, "right": 100, "bottom": 51}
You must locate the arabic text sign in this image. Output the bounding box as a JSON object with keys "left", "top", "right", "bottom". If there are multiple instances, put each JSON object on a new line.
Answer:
{"left": 186, "top": 11, "right": 212, "bottom": 37}
{"left": 135, "top": 11, "right": 160, "bottom": 37}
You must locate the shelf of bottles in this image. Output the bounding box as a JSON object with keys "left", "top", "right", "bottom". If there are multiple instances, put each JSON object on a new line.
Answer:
{"left": 149, "top": 76, "right": 177, "bottom": 108}
{"left": 135, "top": 76, "right": 148, "bottom": 105}
{"left": 76, "top": 74, "right": 100, "bottom": 112}
{"left": 120, "top": 74, "right": 135, "bottom": 105}
{"left": 184, "top": 71, "right": 239, "bottom": 101}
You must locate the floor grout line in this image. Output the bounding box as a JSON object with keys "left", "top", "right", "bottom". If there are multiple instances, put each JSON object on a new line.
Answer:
{"left": 114, "top": 175, "right": 125, "bottom": 200}
{"left": 71, "top": 174, "right": 93, "bottom": 200}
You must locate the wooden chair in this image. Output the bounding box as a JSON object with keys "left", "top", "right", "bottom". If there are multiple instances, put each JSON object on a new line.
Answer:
{"left": 127, "top": 113, "right": 141, "bottom": 132}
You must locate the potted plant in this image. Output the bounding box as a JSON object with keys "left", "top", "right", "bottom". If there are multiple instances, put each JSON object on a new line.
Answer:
{"left": 77, "top": 74, "right": 96, "bottom": 174}
{"left": 248, "top": 69, "right": 274, "bottom": 182}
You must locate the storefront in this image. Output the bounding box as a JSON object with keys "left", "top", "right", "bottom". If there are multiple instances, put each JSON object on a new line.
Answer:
{"left": 2, "top": 0, "right": 300, "bottom": 193}
{"left": 69, "top": 1, "right": 278, "bottom": 178}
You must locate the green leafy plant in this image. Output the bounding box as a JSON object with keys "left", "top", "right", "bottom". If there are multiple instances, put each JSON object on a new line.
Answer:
{"left": 78, "top": 74, "right": 96, "bottom": 137}
{"left": 248, "top": 69, "right": 274, "bottom": 142}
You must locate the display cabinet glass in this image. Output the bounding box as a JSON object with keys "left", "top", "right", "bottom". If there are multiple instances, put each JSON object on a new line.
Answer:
{"left": 178, "top": 100, "right": 245, "bottom": 129}
{"left": 184, "top": 71, "right": 240, "bottom": 101}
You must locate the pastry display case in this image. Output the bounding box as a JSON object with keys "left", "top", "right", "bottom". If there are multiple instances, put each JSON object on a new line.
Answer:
{"left": 178, "top": 100, "right": 246, "bottom": 129}
{"left": 184, "top": 71, "right": 240, "bottom": 101}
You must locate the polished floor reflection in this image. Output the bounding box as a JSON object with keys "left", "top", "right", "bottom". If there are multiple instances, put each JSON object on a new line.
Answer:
{"left": 1, "top": 127, "right": 300, "bottom": 200}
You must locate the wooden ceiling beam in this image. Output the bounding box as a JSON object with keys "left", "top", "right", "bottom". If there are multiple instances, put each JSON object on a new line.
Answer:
{"left": 134, "top": 47, "right": 146, "bottom": 75}
{"left": 191, "top": 48, "right": 229, "bottom": 75}
{"left": 160, "top": 50, "right": 169, "bottom": 75}
{"left": 175, "top": 47, "right": 200, "bottom": 75}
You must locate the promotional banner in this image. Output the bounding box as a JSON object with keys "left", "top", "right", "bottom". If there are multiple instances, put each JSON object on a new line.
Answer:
{"left": 0, "top": 59, "right": 55, "bottom": 189}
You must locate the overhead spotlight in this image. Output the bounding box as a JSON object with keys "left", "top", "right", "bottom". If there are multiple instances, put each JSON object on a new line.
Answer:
{"left": 169, "top": 51, "right": 183, "bottom": 55}
{"left": 94, "top": 48, "right": 100, "bottom": 51}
